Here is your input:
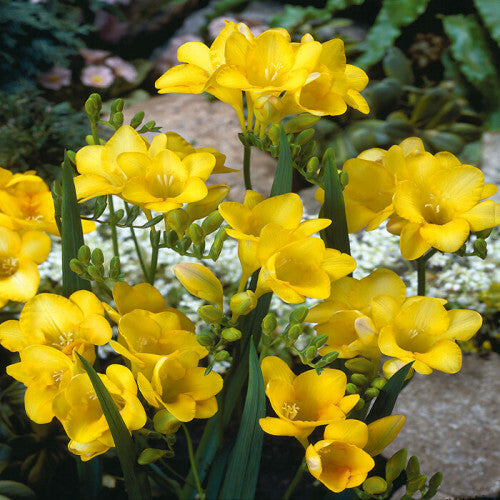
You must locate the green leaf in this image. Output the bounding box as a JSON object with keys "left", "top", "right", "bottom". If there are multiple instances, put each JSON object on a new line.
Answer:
{"left": 356, "top": 0, "right": 430, "bottom": 69}
{"left": 61, "top": 152, "right": 91, "bottom": 296}
{"left": 270, "top": 126, "right": 293, "bottom": 196}
{"left": 219, "top": 341, "right": 265, "bottom": 500}
{"left": 320, "top": 148, "right": 350, "bottom": 255}
{"left": 141, "top": 214, "right": 164, "bottom": 228}
{"left": 474, "top": 0, "right": 500, "bottom": 48}
{"left": 0, "top": 481, "right": 35, "bottom": 499}
{"left": 365, "top": 362, "right": 414, "bottom": 424}
{"left": 76, "top": 353, "right": 151, "bottom": 500}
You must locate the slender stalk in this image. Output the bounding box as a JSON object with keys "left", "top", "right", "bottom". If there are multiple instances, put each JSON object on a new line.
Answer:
{"left": 182, "top": 424, "right": 205, "bottom": 500}
{"left": 243, "top": 144, "right": 252, "bottom": 190}
{"left": 130, "top": 226, "right": 148, "bottom": 280}
{"left": 107, "top": 195, "right": 120, "bottom": 259}
{"left": 90, "top": 121, "right": 100, "bottom": 145}
{"left": 148, "top": 238, "right": 159, "bottom": 286}
{"left": 416, "top": 248, "right": 438, "bottom": 296}
{"left": 283, "top": 458, "right": 307, "bottom": 500}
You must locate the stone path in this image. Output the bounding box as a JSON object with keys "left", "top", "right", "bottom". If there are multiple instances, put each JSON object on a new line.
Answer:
{"left": 124, "top": 93, "right": 500, "bottom": 498}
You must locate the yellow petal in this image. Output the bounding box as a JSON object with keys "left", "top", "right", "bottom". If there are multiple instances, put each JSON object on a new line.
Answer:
{"left": 320, "top": 249, "right": 357, "bottom": 281}
{"left": 156, "top": 64, "right": 208, "bottom": 93}
{"left": 324, "top": 420, "right": 368, "bottom": 448}
{"left": 177, "top": 41, "right": 211, "bottom": 68}
{"left": 261, "top": 356, "right": 295, "bottom": 388}
{"left": 399, "top": 222, "right": 431, "bottom": 260}
{"left": 259, "top": 417, "right": 303, "bottom": 437}
{"left": 415, "top": 339, "right": 462, "bottom": 374}
{"left": 70, "top": 290, "right": 105, "bottom": 317}
{"left": 0, "top": 260, "right": 40, "bottom": 303}
{"left": 419, "top": 218, "right": 470, "bottom": 253}
{"left": 444, "top": 309, "right": 482, "bottom": 341}
{"left": 461, "top": 200, "right": 500, "bottom": 231}
{"left": 182, "top": 152, "right": 216, "bottom": 181}
{"left": 19, "top": 231, "right": 51, "bottom": 264}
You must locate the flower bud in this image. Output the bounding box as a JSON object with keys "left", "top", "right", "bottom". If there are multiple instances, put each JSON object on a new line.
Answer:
{"left": 267, "top": 124, "right": 281, "bottom": 145}
{"left": 364, "top": 387, "right": 380, "bottom": 399}
{"left": 319, "top": 350, "right": 338, "bottom": 366}
{"left": 201, "top": 211, "right": 224, "bottom": 235}
{"left": 221, "top": 327, "right": 242, "bottom": 342}
{"left": 345, "top": 383, "right": 359, "bottom": 395}
{"left": 362, "top": 476, "right": 387, "bottom": 494}
{"left": 339, "top": 170, "right": 349, "bottom": 188}
{"left": 345, "top": 358, "right": 373, "bottom": 374}
{"left": 130, "top": 111, "right": 145, "bottom": 129}
{"left": 77, "top": 245, "right": 91, "bottom": 264}
{"left": 284, "top": 114, "right": 320, "bottom": 133}
{"left": 138, "top": 448, "right": 171, "bottom": 465}
{"left": 295, "top": 128, "right": 315, "bottom": 145}
{"left": 365, "top": 415, "right": 405, "bottom": 457}
{"left": 66, "top": 150, "right": 76, "bottom": 164}
{"left": 474, "top": 238, "right": 487, "bottom": 259}
{"left": 476, "top": 227, "right": 492, "bottom": 239}
{"left": 287, "top": 324, "right": 302, "bottom": 342}
{"left": 186, "top": 223, "right": 204, "bottom": 246}
{"left": 91, "top": 248, "right": 104, "bottom": 266}
{"left": 311, "top": 334, "right": 328, "bottom": 348}
{"left": 153, "top": 409, "right": 181, "bottom": 435}
{"left": 174, "top": 263, "right": 223, "bottom": 309}
{"left": 406, "top": 475, "right": 426, "bottom": 495}
{"left": 166, "top": 208, "right": 190, "bottom": 240}
{"left": 69, "top": 259, "right": 85, "bottom": 275}
{"left": 303, "top": 346, "right": 317, "bottom": 363}
{"left": 385, "top": 449, "right": 407, "bottom": 483}
{"left": 165, "top": 230, "right": 178, "bottom": 247}
{"left": 261, "top": 313, "right": 277, "bottom": 335}
{"left": 112, "top": 111, "right": 124, "bottom": 128}
{"left": 306, "top": 156, "right": 319, "bottom": 175}
{"left": 109, "top": 256, "right": 121, "bottom": 273}
{"left": 371, "top": 377, "right": 387, "bottom": 390}
{"left": 406, "top": 455, "right": 420, "bottom": 479}
{"left": 87, "top": 265, "right": 103, "bottom": 281}
{"left": 110, "top": 98, "right": 124, "bottom": 114}
{"left": 214, "top": 350, "right": 230, "bottom": 362}
{"left": 197, "top": 305, "right": 223, "bottom": 324}
{"left": 253, "top": 94, "right": 282, "bottom": 127}
{"left": 230, "top": 290, "right": 256, "bottom": 320}
{"left": 428, "top": 472, "right": 443, "bottom": 494}
{"left": 289, "top": 305, "right": 309, "bottom": 324}
{"left": 351, "top": 373, "right": 369, "bottom": 387}
{"left": 197, "top": 334, "right": 215, "bottom": 347}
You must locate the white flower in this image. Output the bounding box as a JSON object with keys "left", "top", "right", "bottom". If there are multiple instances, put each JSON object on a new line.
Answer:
{"left": 37, "top": 66, "right": 71, "bottom": 90}
{"left": 81, "top": 65, "right": 114, "bottom": 88}
{"left": 105, "top": 56, "right": 137, "bottom": 83}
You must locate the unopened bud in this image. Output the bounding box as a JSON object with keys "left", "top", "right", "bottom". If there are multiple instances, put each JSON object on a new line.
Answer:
{"left": 351, "top": 373, "right": 369, "bottom": 386}
{"left": 221, "top": 327, "right": 242, "bottom": 342}
{"left": 230, "top": 290, "right": 256, "bottom": 320}
{"left": 186, "top": 223, "right": 204, "bottom": 246}
{"left": 153, "top": 409, "right": 181, "bottom": 435}
{"left": 319, "top": 350, "right": 338, "bottom": 365}
{"left": 474, "top": 238, "right": 487, "bottom": 259}
{"left": 428, "top": 472, "right": 443, "bottom": 493}
{"left": 78, "top": 245, "right": 91, "bottom": 264}
{"left": 165, "top": 230, "right": 178, "bottom": 247}
{"left": 267, "top": 124, "right": 281, "bottom": 145}
{"left": 288, "top": 324, "right": 302, "bottom": 342}
{"left": 312, "top": 334, "right": 328, "bottom": 348}
{"left": 365, "top": 387, "right": 380, "bottom": 399}
{"left": 289, "top": 306, "right": 309, "bottom": 324}
{"left": 87, "top": 265, "right": 102, "bottom": 281}
{"left": 406, "top": 475, "right": 426, "bottom": 495}
{"left": 371, "top": 377, "right": 387, "bottom": 390}
{"left": 69, "top": 259, "right": 85, "bottom": 275}
{"left": 406, "top": 456, "right": 420, "bottom": 479}
{"left": 295, "top": 128, "right": 315, "bottom": 145}
{"left": 138, "top": 448, "right": 169, "bottom": 465}
{"left": 197, "top": 334, "right": 215, "bottom": 347}
{"left": 130, "top": 110, "right": 145, "bottom": 129}
{"left": 214, "top": 350, "right": 230, "bottom": 362}
{"left": 306, "top": 156, "right": 319, "bottom": 174}
{"left": 339, "top": 170, "right": 349, "bottom": 188}
{"left": 261, "top": 313, "right": 277, "bottom": 335}
{"left": 166, "top": 208, "right": 189, "bottom": 240}
{"left": 345, "top": 383, "right": 359, "bottom": 395}
{"left": 284, "top": 114, "right": 320, "bottom": 133}
{"left": 385, "top": 449, "right": 407, "bottom": 483}
{"left": 476, "top": 227, "right": 492, "bottom": 239}
{"left": 345, "top": 358, "right": 373, "bottom": 374}
{"left": 201, "top": 211, "right": 224, "bottom": 235}
{"left": 362, "top": 476, "right": 387, "bottom": 495}
{"left": 303, "top": 346, "right": 317, "bottom": 363}
{"left": 112, "top": 111, "right": 124, "bottom": 128}
{"left": 66, "top": 150, "right": 76, "bottom": 164}
{"left": 197, "top": 305, "right": 223, "bottom": 324}
{"left": 111, "top": 98, "right": 124, "bottom": 114}
{"left": 91, "top": 248, "right": 104, "bottom": 266}
{"left": 353, "top": 398, "right": 365, "bottom": 411}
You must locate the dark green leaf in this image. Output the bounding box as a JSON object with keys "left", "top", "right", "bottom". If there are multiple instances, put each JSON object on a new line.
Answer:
{"left": 61, "top": 152, "right": 91, "bottom": 296}
{"left": 320, "top": 148, "right": 350, "bottom": 255}
{"left": 365, "top": 362, "right": 413, "bottom": 424}
{"left": 219, "top": 341, "right": 265, "bottom": 500}
{"left": 76, "top": 353, "right": 150, "bottom": 500}
{"left": 270, "top": 126, "right": 293, "bottom": 196}
{"left": 0, "top": 481, "right": 35, "bottom": 499}
{"left": 474, "top": 0, "right": 500, "bottom": 48}
{"left": 141, "top": 215, "right": 164, "bottom": 228}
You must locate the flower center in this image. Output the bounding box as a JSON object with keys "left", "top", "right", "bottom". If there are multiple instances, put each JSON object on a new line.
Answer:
{"left": 52, "top": 369, "right": 65, "bottom": 384}
{"left": 282, "top": 402, "right": 300, "bottom": 420}
{"left": 51, "top": 331, "right": 76, "bottom": 349}
{"left": 422, "top": 194, "right": 453, "bottom": 225}
{"left": 0, "top": 256, "right": 19, "bottom": 278}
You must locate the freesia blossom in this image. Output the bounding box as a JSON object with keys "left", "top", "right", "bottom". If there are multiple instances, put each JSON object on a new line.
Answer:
{"left": 0, "top": 227, "right": 50, "bottom": 307}
{"left": 259, "top": 356, "right": 359, "bottom": 442}
{"left": 52, "top": 365, "right": 146, "bottom": 461}
{"left": 0, "top": 291, "right": 112, "bottom": 362}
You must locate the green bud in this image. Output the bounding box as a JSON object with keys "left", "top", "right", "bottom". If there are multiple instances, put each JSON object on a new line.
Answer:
{"left": 180, "top": 236, "right": 192, "bottom": 252}
{"left": 214, "top": 350, "right": 230, "bottom": 362}
{"left": 85, "top": 93, "right": 102, "bottom": 119}
{"left": 290, "top": 144, "right": 301, "bottom": 157}
{"left": 295, "top": 128, "right": 315, "bottom": 145}
{"left": 77, "top": 245, "right": 91, "bottom": 264}
{"left": 339, "top": 170, "right": 349, "bottom": 189}
{"left": 230, "top": 291, "right": 256, "bottom": 319}
{"left": 187, "top": 223, "right": 204, "bottom": 246}
{"left": 427, "top": 471, "right": 443, "bottom": 494}
{"left": 202, "top": 211, "right": 224, "bottom": 235}
{"left": 262, "top": 313, "right": 277, "bottom": 335}
{"left": 344, "top": 358, "right": 373, "bottom": 374}
{"left": 306, "top": 156, "right": 319, "bottom": 174}
{"left": 165, "top": 230, "right": 179, "bottom": 247}
{"left": 345, "top": 382, "right": 359, "bottom": 395}
{"left": 109, "top": 256, "right": 121, "bottom": 273}
{"left": 130, "top": 110, "right": 145, "bottom": 129}
{"left": 386, "top": 449, "right": 407, "bottom": 484}
{"left": 93, "top": 196, "right": 107, "bottom": 219}
{"left": 303, "top": 346, "right": 317, "bottom": 363}
{"left": 284, "top": 114, "right": 320, "bottom": 133}
{"left": 153, "top": 409, "right": 181, "bottom": 435}
{"left": 312, "top": 334, "right": 328, "bottom": 348}
{"left": 91, "top": 248, "right": 104, "bottom": 266}
{"left": 87, "top": 265, "right": 103, "bottom": 281}
{"left": 267, "top": 124, "right": 281, "bottom": 145}
{"left": 111, "top": 98, "right": 124, "bottom": 114}
{"left": 474, "top": 238, "right": 487, "bottom": 259}
{"left": 476, "top": 227, "right": 492, "bottom": 239}
{"left": 197, "top": 334, "right": 215, "bottom": 347}
{"left": 66, "top": 150, "right": 76, "bottom": 164}
{"left": 137, "top": 448, "right": 169, "bottom": 465}
{"left": 406, "top": 475, "right": 427, "bottom": 495}
{"left": 353, "top": 398, "right": 365, "bottom": 411}
{"left": 166, "top": 208, "right": 189, "bottom": 240}
{"left": 197, "top": 305, "right": 223, "bottom": 324}
{"left": 69, "top": 259, "right": 85, "bottom": 275}
{"left": 289, "top": 305, "right": 309, "bottom": 324}
{"left": 362, "top": 476, "right": 387, "bottom": 494}
{"left": 143, "top": 120, "right": 156, "bottom": 131}
{"left": 221, "top": 327, "right": 242, "bottom": 342}
{"left": 364, "top": 387, "right": 380, "bottom": 399}
{"left": 208, "top": 238, "right": 223, "bottom": 261}
{"left": 287, "top": 324, "right": 303, "bottom": 342}
{"left": 406, "top": 455, "right": 420, "bottom": 479}
{"left": 319, "top": 350, "right": 338, "bottom": 365}
{"left": 112, "top": 111, "right": 124, "bottom": 128}
{"left": 351, "top": 373, "right": 369, "bottom": 386}
{"left": 300, "top": 139, "right": 316, "bottom": 159}
{"left": 371, "top": 377, "right": 387, "bottom": 390}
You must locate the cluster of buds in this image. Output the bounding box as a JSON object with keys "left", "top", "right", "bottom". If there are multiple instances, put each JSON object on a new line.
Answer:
{"left": 70, "top": 245, "right": 122, "bottom": 284}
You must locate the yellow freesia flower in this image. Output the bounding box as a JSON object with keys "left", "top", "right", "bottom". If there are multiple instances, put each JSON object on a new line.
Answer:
{"left": 156, "top": 21, "right": 247, "bottom": 129}
{"left": 6, "top": 345, "right": 81, "bottom": 424}
{"left": 364, "top": 414, "right": 405, "bottom": 457}
{"left": 391, "top": 152, "right": 500, "bottom": 259}
{"left": 110, "top": 309, "right": 205, "bottom": 379}
{"left": 0, "top": 227, "right": 50, "bottom": 306}
{"left": 0, "top": 291, "right": 112, "bottom": 363}
{"left": 173, "top": 263, "right": 224, "bottom": 310}
{"left": 259, "top": 356, "right": 359, "bottom": 441}
{"left": 137, "top": 351, "right": 223, "bottom": 422}
{"left": 0, "top": 168, "right": 94, "bottom": 235}
{"left": 52, "top": 364, "right": 146, "bottom": 461}
{"left": 378, "top": 296, "right": 482, "bottom": 374}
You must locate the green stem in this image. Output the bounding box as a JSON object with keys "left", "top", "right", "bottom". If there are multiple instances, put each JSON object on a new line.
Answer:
{"left": 149, "top": 236, "right": 159, "bottom": 286}
{"left": 283, "top": 458, "right": 307, "bottom": 500}
{"left": 130, "top": 225, "right": 148, "bottom": 281}
{"left": 243, "top": 144, "right": 252, "bottom": 190}
{"left": 107, "top": 195, "right": 120, "bottom": 259}
{"left": 416, "top": 248, "right": 438, "bottom": 296}
{"left": 90, "top": 121, "right": 100, "bottom": 145}
{"left": 182, "top": 424, "right": 205, "bottom": 500}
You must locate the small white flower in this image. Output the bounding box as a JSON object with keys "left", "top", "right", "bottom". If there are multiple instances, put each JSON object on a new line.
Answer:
{"left": 37, "top": 66, "right": 71, "bottom": 90}
{"left": 81, "top": 65, "right": 114, "bottom": 88}
{"left": 105, "top": 56, "right": 137, "bottom": 83}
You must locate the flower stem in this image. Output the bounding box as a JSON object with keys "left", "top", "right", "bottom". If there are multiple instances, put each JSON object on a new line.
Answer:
{"left": 243, "top": 144, "right": 252, "bottom": 190}
{"left": 107, "top": 195, "right": 120, "bottom": 259}
{"left": 148, "top": 235, "right": 159, "bottom": 286}
{"left": 90, "top": 121, "right": 100, "bottom": 145}
{"left": 283, "top": 458, "right": 307, "bottom": 500}
{"left": 416, "top": 248, "right": 438, "bottom": 296}
{"left": 182, "top": 424, "right": 205, "bottom": 500}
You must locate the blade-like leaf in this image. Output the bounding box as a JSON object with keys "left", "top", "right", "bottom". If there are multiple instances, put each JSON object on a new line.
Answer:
{"left": 76, "top": 353, "right": 150, "bottom": 500}
{"left": 270, "top": 126, "right": 293, "bottom": 196}
{"left": 219, "top": 341, "right": 265, "bottom": 500}
{"left": 61, "top": 152, "right": 91, "bottom": 296}
{"left": 365, "top": 362, "right": 414, "bottom": 424}
{"left": 320, "top": 148, "right": 350, "bottom": 255}
{"left": 474, "top": 0, "right": 500, "bottom": 49}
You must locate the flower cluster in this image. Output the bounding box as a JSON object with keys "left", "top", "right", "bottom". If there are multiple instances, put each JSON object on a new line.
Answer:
{"left": 307, "top": 268, "right": 482, "bottom": 376}
{"left": 316, "top": 137, "right": 500, "bottom": 260}
{"left": 155, "top": 21, "right": 369, "bottom": 134}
